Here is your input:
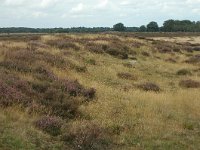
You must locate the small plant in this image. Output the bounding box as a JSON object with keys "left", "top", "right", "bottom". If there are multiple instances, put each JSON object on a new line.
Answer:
{"left": 62, "top": 121, "right": 109, "bottom": 150}
{"left": 165, "top": 58, "right": 177, "bottom": 63}
{"left": 34, "top": 65, "right": 56, "bottom": 81}
{"left": 83, "top": 88, "right": 96, "bottom": 99}
{"left": 137, "top": 82, "right": 161, "bottom": 92}
{"left": 31, "top": 80, "right": 50, "bottom": 93}
{"left": 141, "top": 51, "right": 150, "bottom": 57}
{"left": 107, "top": 48, "right": 128, "bottom": 59}
{"left": 179, "top": 79, "right": 200, "bottom": 88}
{"left": 46, "top": 40, "right": 80, "bottom": 50}
{"left": 176, "top": 69, "right": 192, "bottom": 76}
{"left": 86, "top": 59, "right": 96, "bottom": 65}
{"left": 185, "top": 54, "right": 200, "bottom": 64}
{"left": 35, "top": 116, "right": 63, "bottom": 136}
{"left": 117, "top": 72, "right": 137, "bottom": 80}
{"left": 183, "top": 122, "right": 195, "bottom": 130}
{"left": 75, "top": 66, "right": 87, "bottom": 73}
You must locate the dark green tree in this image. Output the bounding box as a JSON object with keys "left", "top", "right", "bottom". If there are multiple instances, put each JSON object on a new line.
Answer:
{"left": 147, "top": 21, "right": 159, "bottom": 32}
{"left": 113, "top": 23, "right": 126, "bottom": 32}
{"left": 139, "top": 25, "right": 147, "bottom": 32}
{"left": 163, "top": 19, "right": 175, "bottom": 32}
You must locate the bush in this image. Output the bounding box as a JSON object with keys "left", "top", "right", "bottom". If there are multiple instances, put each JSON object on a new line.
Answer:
{"left": 117, "top": 72, "right": 137, "bottom": 80}
{"left": 141, "top": 51, "right": 150, "bottom": 57}
{"left": 62, "top": 121, "right": 109, "bottom": 150}
{"left": 179, "top": 79, "right": 200, "bottom": 88}
{"left": 138, "top": 82, "right": 161, "bottom": 92}
{"left": 185, "top": 54, "right": 200, "bottom": 64}
{"left": 86, "top": 43, "right": 104, "bottom": 54}
{"left": 83, "top": 88, "right": 96, "bottom": 99}
{"left": 107, "top": 48, "right": 128, "bottom": 59}
{"left": 176, "top": 69, "right": 192, "bottom": 76}
{"left": 0, "top": 80, "right": 29, "bottom": 107}
{"left": 86, "top": 59, "right": 96, "bottom": 65}
{"left": 46, "top": 40, "right": 80, "bottom": 50}
{"left": 35, "top": 116, "right": 62, "bottom": 136}
{"left": 165, "top": 58, "right": 177, "bottom": 63}
{"left": 31, "top": 81, "right": 50, "bottom": 93}
{"left": 0, "top": 60, "right": 32, "bottom": 73}
{"left": 33, "top": 65, "right": 56, "bottom": 82}
{"left": 75, "top": 66, "right": 87, "bottom": 73}
{"left": 60, "top": 79, "right": 96, "bottom": 99}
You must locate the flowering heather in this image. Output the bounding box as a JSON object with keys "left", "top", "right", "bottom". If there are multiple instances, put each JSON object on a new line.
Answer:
{"left": 35, "top": 116, "right": 62, "bottom": 136}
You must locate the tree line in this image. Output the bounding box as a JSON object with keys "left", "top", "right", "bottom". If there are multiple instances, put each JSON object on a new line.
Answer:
{"left": 0, "top": 19, "right": 200, "bottom": 33}
{"left": 115, "top": 20, "right": 200, "bottom": 32}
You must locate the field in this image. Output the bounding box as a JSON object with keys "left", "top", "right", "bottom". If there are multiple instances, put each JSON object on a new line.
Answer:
{"left": 0, "top": 33, "right": 200, "bottom": 150}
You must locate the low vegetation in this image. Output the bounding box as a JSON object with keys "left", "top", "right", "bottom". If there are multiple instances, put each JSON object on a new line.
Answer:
{"left": 0, "top": 33, "right": 200, "bottom": 149}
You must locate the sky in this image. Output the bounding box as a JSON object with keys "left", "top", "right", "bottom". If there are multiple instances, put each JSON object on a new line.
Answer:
{"left": 0, "top": 0, "right": 200, "bottom": 28}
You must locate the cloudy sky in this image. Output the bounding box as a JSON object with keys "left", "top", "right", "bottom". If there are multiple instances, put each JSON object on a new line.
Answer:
{"left": 0, "top": 0, "right": 199, "bottom": 28}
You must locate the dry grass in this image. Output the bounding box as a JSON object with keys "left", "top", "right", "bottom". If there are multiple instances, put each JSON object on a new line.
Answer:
{"left": 0, "top": 33, "right": 200, "bottom": 149}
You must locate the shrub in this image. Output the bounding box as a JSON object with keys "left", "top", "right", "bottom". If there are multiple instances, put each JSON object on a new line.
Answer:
{"left": 31, "top": 81, "right": 50, "bottom": 93}
{"left": 138, "top": 82, "right": 161, "bottom": 92}
{"left": 47, "top": 40, "right": 80, "bottom": 50}
{"left": 107, "top": 48, "right": 128, "bottom": 59}
{"left": 165, "top": 58, "right": 177, "bottom": 63}
{"left": 5, "top": 49, "right": 35, "bottom": 63}
{"left": 132, "top": 42, "right": 144, "bottom": 48}
{"left": 83, "top": 88, "right": 96, "bottom": 99}
{"left": 35, "top": 51, "right": 66, "bottom": 68}
{"left": 0, "top": 80, "right": 28, "bottom": 107}
{"left": 141, "top": 51, "right": 150, "bottom": 57}
{"left": 185, "top": 54, "right": 200, "bottom": 64}
{"left": 179, "top": 79, "right": 200, "bottom": 88}
{"left": 62, "top": 80, "right": 84, "bottom": 97}
{"left": 33, "top": 65, "right": 56, "bottom": 82}
{"left": 117, "top": 72, "right": 137, "bottom": 80}
{"left": 173, "top": 47, "right": 181, "bottom": 52}
{"left": 62, "top": 121, "right": 109, "bottom": 150}
{"left": 86, "top": 43, "right": 104, "bottom": 54}
{"left": 102, "top": 45, "right": 108, "bottom": 51}
{"left": 86, "top": 59, "right": 96, "bottom": 65}
{"left": 176, "top": 69, "right": 192, "bottom": 76}
{"left": 192, "top": 46, "right": 200, "bottom": 51}
{"left": 27, "top": 41, "right": 49, "bottom": 51}
{"left": 35, "top": 116, "right": 62, "bottom": 136}
{"left": 158, "top": 47, "right": 172, "bottom": 53}
{"left": 75, "top": 66, "right": 87, "bottom": 73}
{"left": 0, "top": 60, "right": 32, "bottom": 73}
{"left": 60, "top": 79, "right": 96, "bottom": 99}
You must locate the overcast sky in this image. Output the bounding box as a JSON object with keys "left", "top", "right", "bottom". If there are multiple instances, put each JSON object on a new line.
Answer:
{"left": 0, "top": 0, "right": 200, "bottom": 28}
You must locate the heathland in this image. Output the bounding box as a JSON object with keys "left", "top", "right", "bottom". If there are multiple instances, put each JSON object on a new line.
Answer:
{"left": 0, "top": 33, "right": 200, "bottom": 150}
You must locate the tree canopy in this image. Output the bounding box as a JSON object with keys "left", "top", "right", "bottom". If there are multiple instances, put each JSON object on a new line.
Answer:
{"left": 147, "top": 22, "right": 159, "bottom": 32}
{"left": 113, "top": 23, "right": 126, "bottom": 32}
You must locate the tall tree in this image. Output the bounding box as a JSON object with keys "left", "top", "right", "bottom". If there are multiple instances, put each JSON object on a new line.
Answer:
{"left": 163, "top": 19, "right": 175, "bottom": 32}
{"left": 147, "top": 21, "right": 159, "bottom": 32}
{"left": 139, "top": 25, "right": 147, "bottom": 32}
{"left": 113, "top": 23, "right": 126, "bottom": 32}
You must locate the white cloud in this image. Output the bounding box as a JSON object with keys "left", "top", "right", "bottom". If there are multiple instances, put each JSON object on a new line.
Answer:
{"left": 32, "top": 11, "right": 48, "bottom": 18}
{"left": 0, "top": 0, "right": 199, "bottom": 27}
{"left": 70, "top": 3, "right": 86, "bottom": 13}
{"left": 4, "top": 0, "right": 25, "bottom": 6}
{"left": 40, "top": 0, "right": 59, "bottom": 8}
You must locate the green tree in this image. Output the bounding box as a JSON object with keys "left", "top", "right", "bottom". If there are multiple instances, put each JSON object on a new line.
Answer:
{"left": 147, "top": 21, "right": 159, "bottom": 32}
{"left": 163, "top": 19, "right": 175, "bottom": 32}
{"left": 139, "top": 25, "right": 147, "bottom": 32}
{"left": 113, "top": 23, "right": 126, "bottom": 32}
